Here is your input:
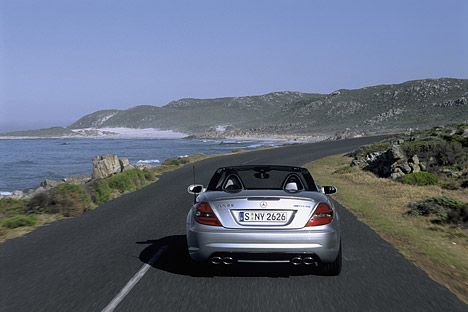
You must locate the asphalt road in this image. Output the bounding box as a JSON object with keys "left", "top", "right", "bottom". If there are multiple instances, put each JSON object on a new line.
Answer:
{"left": 1, "top": 136, "right": 467, "bottom": 312}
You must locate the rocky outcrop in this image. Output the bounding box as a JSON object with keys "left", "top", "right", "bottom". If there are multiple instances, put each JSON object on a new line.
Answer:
{"left": 351, "top": 141, "right": 427, "bottom": 179}
{"left": 119, "top": 157, "right": 135, "bottom": 172}
{"left": 92, "top": 154, "right": 122, "bottom": 179}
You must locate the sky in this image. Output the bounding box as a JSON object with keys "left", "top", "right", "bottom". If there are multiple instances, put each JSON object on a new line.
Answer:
{"left": 0, "top": 0, "right": 467, "bottom": 132}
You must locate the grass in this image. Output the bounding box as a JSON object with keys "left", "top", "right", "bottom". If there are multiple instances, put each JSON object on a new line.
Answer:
{"left": 306, "top": 154, "right": 468, "bottom": 304}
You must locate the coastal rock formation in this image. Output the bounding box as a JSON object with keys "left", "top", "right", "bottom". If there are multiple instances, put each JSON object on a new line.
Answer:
{"left": 119, "top": 157, "right": 134, "bottom": 172}
{"left": 351, "top": 142, "right": 426, "bottom": 179}
{"left": 92, "top": 154, "right": 122, "bottom": 179}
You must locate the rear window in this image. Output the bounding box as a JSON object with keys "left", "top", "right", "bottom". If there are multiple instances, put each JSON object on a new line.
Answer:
{"left": 207, "top": 166, "right": 318, "bottom": 192}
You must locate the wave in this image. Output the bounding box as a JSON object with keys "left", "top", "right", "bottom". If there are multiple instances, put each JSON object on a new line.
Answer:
{"left": 137, "top": 159, "right": 161, "bottom": 164}
{"left": 0, "top": 191, "right": 13, "bottom": 196}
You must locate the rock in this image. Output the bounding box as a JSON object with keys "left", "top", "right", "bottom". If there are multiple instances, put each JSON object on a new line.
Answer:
{"left": 92, "top": 154, "right": 121, "bottom": 179}
{"left": 40, "top": 179, "right": 59, "bottom": 189}
{"left": 441, "top": 169, "right": 462, "bottom": 178}
{"left": 63, "top": 175, "right": 91, "bottom": 185}
{"left": 419, "top": 162, "right": 427, "bottom": 171}
{"left": 135, "top": 163, "right": 151, "bottom": 171}
{"left": 391, "top": 168, "right": 405, "bottom": 179}
{"left": 411, "top": 155, "right": 420, "bottom": 165}
{"left": 388, "top": 145, "right": 405, "bottom": 162}
{"left": 409, "top": 162, "right": 420, "bottom": 173}
{"left": 11, "top": 190, "right": 25, "bottom": 199}
{"left": 119, "top": 157, "right": 134, "bottom": 172}
{"left": 397, "top": 161, "right": 412, "bottom": 174}
{"left": 350, "top": 159, "right": 361, "bottom": 168}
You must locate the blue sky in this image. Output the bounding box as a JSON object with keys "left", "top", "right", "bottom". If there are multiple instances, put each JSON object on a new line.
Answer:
{"left": 1, "top": 0, "right": 467, "bottom": 132}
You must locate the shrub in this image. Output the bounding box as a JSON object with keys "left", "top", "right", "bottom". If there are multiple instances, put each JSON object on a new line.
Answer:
{"left": 2, "top": 215, "right": 37, "bottom": 229}
{"left": 402, "top": 140, "right": 437, "bottom": 157}
{"left": 143, "top": 171, "right": 156, "bottom": 181}
{"left": 107, "top": 169, "right": 146, "bottom": 193}
{"left": 50, "top": 183, "right": 91, "bottom": 217}
{"left": 162, "top": 157, "right": 190, "bottom": 166}
{"left": 397, "top": 172, "right": 438, "bottom": 186}
{"left": 26, "top": 192, "right": 50, "bottom": 213}
{"left": 441, "top": 134, "right": 468, "bottom": 148}
{"left": 88, "top": 179, "right": 111, "bottom": 204}
{"left": 408, "top": 196, "right": 468, "bottom": 226}
{"left": 0, "top": 198, "right": 29, "bottom": 215}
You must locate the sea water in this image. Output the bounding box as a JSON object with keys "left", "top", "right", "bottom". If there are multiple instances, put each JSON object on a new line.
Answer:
{"left": 0, "top": 138, "right": 284, "bottom": 193}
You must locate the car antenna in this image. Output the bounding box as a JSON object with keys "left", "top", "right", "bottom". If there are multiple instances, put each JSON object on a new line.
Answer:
{"left": 192, "top": 165, "right": 196, "bottom": 204}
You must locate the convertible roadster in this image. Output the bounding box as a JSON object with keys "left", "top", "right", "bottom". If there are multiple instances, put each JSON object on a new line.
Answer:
{"left": 186, "top": 165, "right": 341, "bottom": 275}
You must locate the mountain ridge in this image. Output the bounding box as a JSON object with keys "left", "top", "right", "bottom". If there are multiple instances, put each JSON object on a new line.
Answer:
{"left": 3, "top": 78, "right": 467, "bottom": 138}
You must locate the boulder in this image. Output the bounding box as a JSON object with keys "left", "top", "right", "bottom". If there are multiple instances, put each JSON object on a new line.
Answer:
{"left": 119, "top": 157, "right": 134, "bottom": 172}
{"left": 391, "top": 168, "right": 405, "bottom": 179}
{"left": 397, "top": 161, "right": 412, "bottom": 174}
{"left": 411, "top": 155, "right": 420, "bottom": 165}
{"left": 388, "top": 145, "right": 405, "bottom": 162}
{"left": 63, "top": 175, "right": 92, "bottom": 185}
{"left": 135, "top": 163, "right": 152, "bottom": 171}
{"left": 11, "top": 190, "right": 25, "bottom": 200}
{"left": 40, "top": 179, "right": 59, "bottom": 189}
{"left": 92, "top": 154, "right": 121, "bottom": 179}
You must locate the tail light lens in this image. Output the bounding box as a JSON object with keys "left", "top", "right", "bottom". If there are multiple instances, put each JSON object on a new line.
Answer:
{"left": 306, "top": 202, "right": 333, "bottom": 226}
{"left": 195, "top": 202, "right": 221, "bottom": 226}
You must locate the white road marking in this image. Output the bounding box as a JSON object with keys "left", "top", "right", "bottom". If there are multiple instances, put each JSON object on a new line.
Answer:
{"left": 101, "top": 246, "right": 168, "bottom": 312}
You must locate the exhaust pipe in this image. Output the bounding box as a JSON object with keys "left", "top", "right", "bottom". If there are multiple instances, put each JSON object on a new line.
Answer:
{"left": 303, "top": 257, "right": 316, "bottom": 266}
{"left": 291, "top": 257, "right": 303, "bottom": 265}
{"left": 211, "top": 256, "right": 222, "bottom": 265}
{"left": 223, "top": 257, "right": 234, "bottom": 265}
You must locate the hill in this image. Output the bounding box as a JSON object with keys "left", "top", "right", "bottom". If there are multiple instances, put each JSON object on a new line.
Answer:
{"left": 3, "top": 78, "right": 467, "bottom": 138}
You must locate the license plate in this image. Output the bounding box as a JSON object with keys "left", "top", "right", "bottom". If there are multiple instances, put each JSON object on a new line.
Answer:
{"left": 239, "top": 211, "right": 288, "bottom": 222}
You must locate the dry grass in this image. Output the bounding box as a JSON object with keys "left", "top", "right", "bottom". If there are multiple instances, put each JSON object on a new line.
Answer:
{"left": 306, "top": 154, "right": 468, "bottom": 304}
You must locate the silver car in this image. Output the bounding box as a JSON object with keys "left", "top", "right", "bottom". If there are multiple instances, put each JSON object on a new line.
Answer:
{"left": 186, "top": 165, "right": 341, "bottom": 275}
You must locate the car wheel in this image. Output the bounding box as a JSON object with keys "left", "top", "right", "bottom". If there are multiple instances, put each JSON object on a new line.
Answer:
{"left": 322, "top": 241, "right": 342, "bottom": 276}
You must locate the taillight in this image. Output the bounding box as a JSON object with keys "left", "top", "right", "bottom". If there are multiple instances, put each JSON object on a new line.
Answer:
{"left": 195, "top": 202, "right": 221, "bottom": 226}
{"left": 306, "top": 202, "right": 333, "bottom": 226}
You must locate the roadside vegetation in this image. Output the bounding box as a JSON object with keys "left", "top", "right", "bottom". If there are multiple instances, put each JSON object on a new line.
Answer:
{"left": 306, "top": 123, "right": 468, "bottom": 304}
{"left": 0, "top": 153, "right": 211, "bottom": 242}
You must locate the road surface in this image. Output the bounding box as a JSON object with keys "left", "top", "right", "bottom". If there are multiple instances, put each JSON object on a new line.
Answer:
{"left": 1, "top": 137, "right": 466, "bottom": 311}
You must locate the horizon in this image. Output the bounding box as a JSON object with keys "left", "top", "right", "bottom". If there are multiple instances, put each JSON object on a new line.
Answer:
{"left": 1, "top": 0, "right": 467, "bottom": 132}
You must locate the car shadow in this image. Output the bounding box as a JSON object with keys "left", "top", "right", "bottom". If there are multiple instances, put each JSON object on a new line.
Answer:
{"left": 137, "top": 235, "right": 329, "bottom": 277}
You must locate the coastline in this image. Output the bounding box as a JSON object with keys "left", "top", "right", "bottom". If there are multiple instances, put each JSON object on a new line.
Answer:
{"left": 0, "top": 127, "right": 331, "bottom": 143}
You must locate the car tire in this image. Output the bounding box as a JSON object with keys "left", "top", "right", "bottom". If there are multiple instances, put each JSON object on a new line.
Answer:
{"left": 322, "top": 241, "right": 342, "bottom": 276}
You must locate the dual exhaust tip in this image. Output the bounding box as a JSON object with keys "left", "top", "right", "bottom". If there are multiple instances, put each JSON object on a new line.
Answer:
{"left": 211, "top": 256, "right": 234, "bottom": 265}
{"left": 292, "top": 256, "right": 318, "bottom": 266}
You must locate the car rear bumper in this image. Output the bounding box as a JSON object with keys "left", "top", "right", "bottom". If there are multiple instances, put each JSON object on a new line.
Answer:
{"left": 186, "top": 223, "right": 340, "bottom": 263}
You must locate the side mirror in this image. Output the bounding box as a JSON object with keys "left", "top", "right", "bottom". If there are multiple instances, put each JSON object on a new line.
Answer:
{"left": 188, "top": 184, "right": 204, "bottom": 195}
{"left": 321, "top": 185, "right": 337, "bottom": 195}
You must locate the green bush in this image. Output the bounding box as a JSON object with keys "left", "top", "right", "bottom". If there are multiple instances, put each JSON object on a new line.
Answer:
{"left": 402, "top": 140, "right": 437, "bottom": 157}
{"left": 0, "top": 198, "right": 29, "bottom": 215}
{"left": 107, "top": 169, "right": 146, "bottom": 192}
{"left": 408, "top": 196, "right": 468, "bottom": 226}
{"left": 88, "top": 179, "right": 111, "bottom": 204}
{"left": 397, "top": 172, "right": 438, "bottom": 186}
{"left": 162, "top": 157, "right": 190, "bottom": 166}
{"left": 2, "top": 215, "right": 37, "bottom": 229}
{"left": 441, "top": 134, "right": 468, "bottom": 148}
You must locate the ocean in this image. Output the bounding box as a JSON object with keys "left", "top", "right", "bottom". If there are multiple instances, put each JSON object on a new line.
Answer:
{"left": 0, "top": 138, "right": 284, "bottom": 193}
